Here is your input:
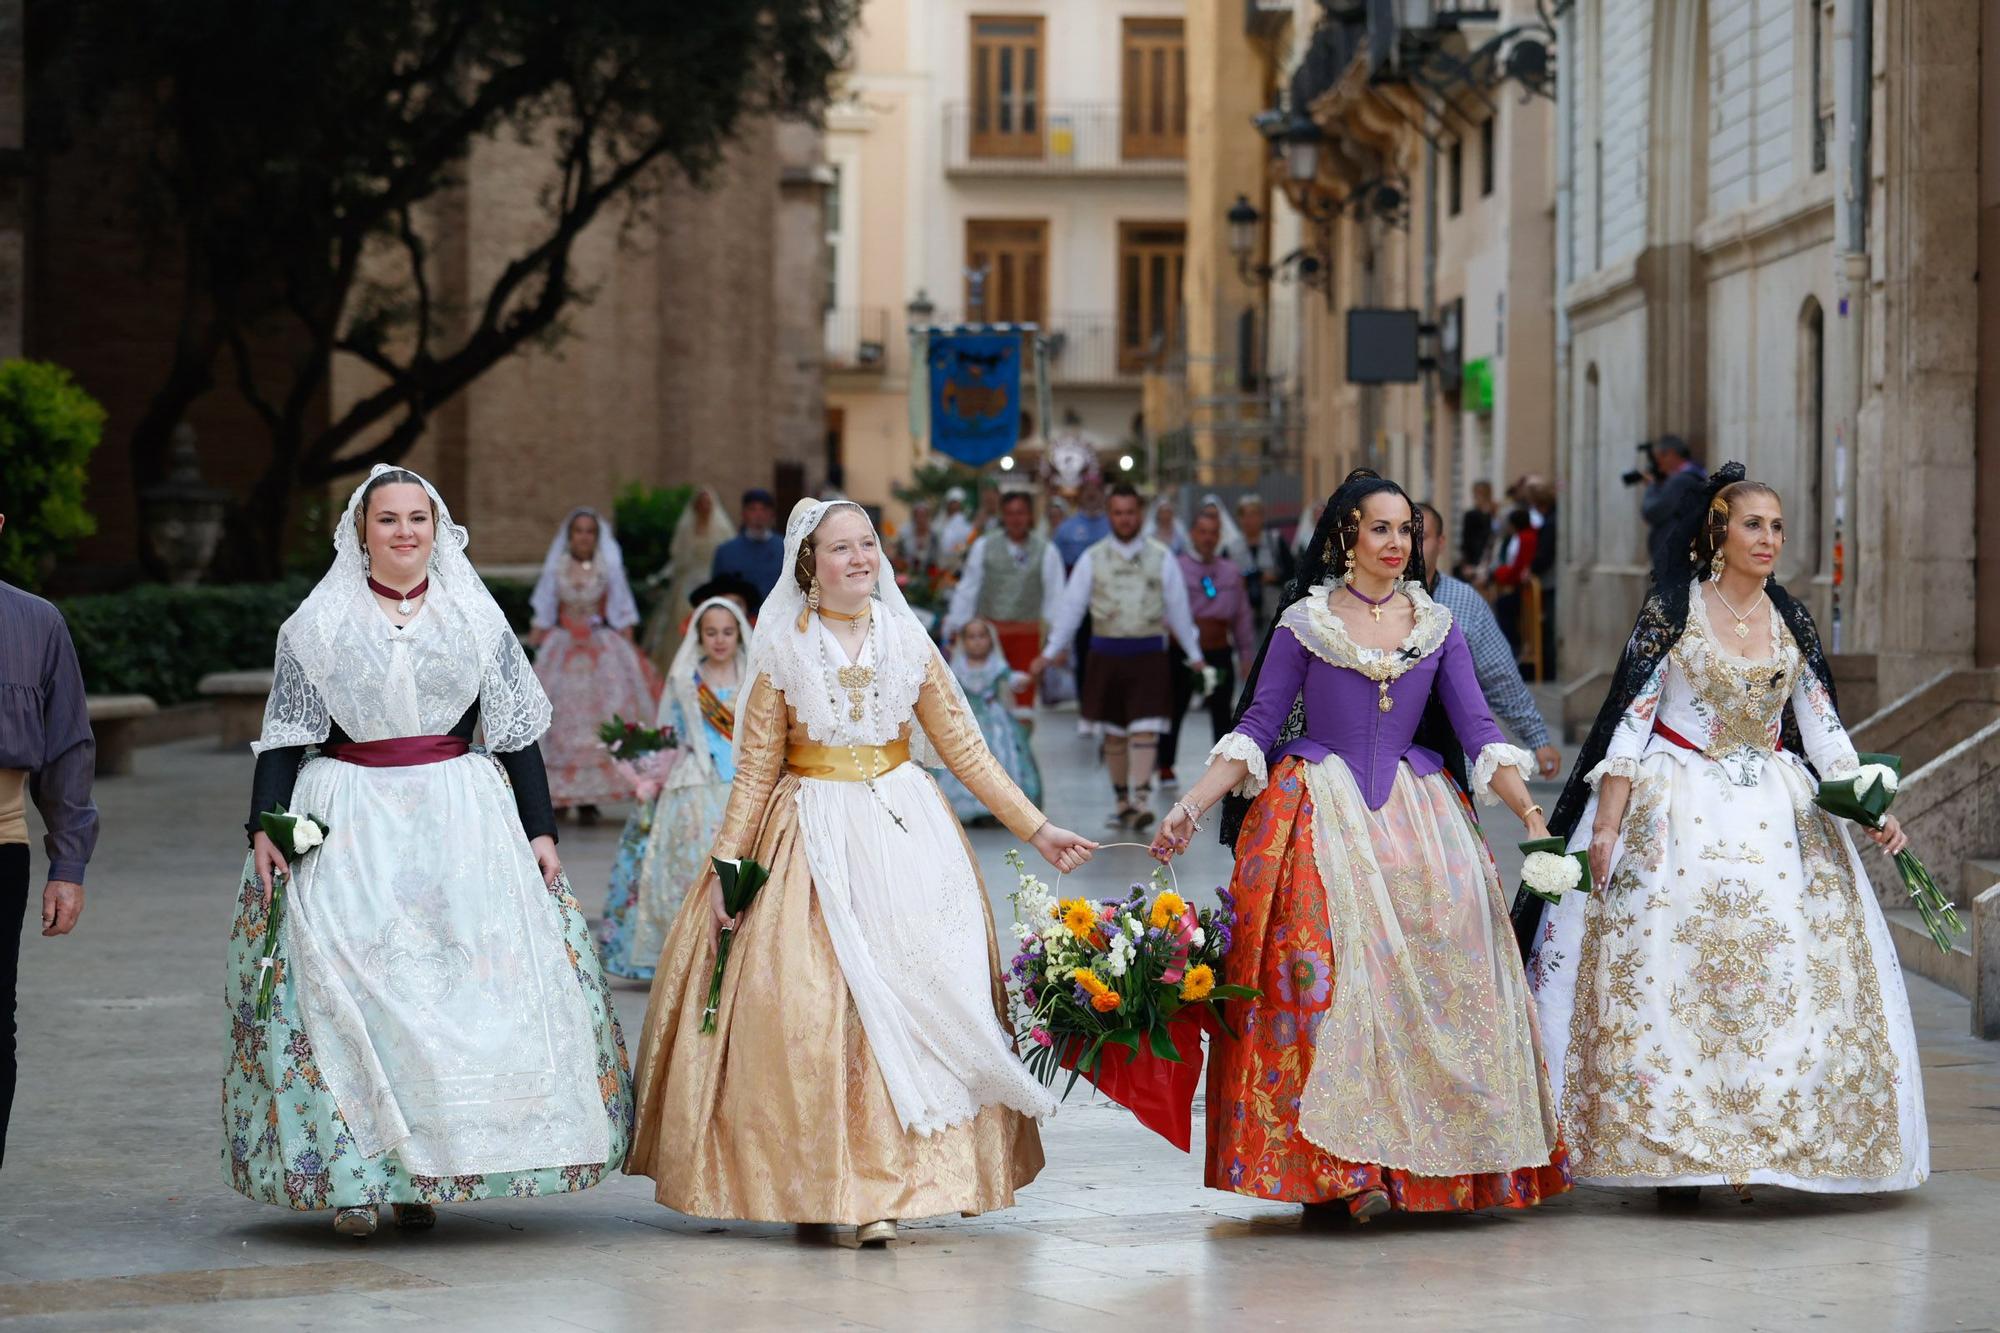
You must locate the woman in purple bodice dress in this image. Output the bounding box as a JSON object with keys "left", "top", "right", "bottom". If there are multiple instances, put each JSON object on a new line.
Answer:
{"left": 1151, "top": 470, "right": 1570, "bottom": 1220}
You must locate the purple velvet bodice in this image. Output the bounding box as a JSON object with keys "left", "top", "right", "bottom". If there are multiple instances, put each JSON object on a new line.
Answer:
{"left": 1232, "top": 616, "right": 1506, "bottom": 809}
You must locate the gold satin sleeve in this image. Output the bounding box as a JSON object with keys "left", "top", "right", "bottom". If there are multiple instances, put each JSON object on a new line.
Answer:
{"left": 913, "top": 652, "right": 1046, "bottom": 842}
{"left": 709, "top": 672, "right": 789, "bottom": 862}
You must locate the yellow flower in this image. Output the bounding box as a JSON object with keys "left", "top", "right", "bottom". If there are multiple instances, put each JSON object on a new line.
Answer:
{"left": 1179, "top": 964, "right": 1216, "bottom": 1002}
{"left": 1060, "top": 899, "right": 1097, "bottom": 938}
{"left": 1071, "top": 967, "right": 1108, "bottom": 997}
{"left": 1149, "top": 891, "right": 1187, "bottom": 930}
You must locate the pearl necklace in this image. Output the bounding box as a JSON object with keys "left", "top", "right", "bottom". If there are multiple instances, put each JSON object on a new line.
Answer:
{"left": 1710, "top": 584, "right": 1764, "bottom": 640}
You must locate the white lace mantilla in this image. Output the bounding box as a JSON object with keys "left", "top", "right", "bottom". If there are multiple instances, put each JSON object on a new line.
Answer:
{"left": 1281, "top": 582, "right": 1452, "bottom": 682}
{"left": 257, "top": 466, "right": 550, "bottom": 754}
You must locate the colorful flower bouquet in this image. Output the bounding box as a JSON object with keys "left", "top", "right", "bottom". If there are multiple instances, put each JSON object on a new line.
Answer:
{"left": 1005, "top": 850, "right": 1257, "bottom": 1151}
{"left": 1815, "top": 752, "right": 1963, "bottom": 952}
{"left": 599, "top": 714, "right": 680, "bottom": 800}
{"left": 254, "top": 804, "right": 330, "bottom": 1022}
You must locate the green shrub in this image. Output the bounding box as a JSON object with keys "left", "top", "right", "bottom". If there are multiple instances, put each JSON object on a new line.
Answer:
{"left": 60, "top": 574, "right": 538, "bottom": 704}
{"left": 0, "top": 360, "right": 107, "bottom": 590}
{"left": 613, "top": 481, "right": 692, "bottom": 586}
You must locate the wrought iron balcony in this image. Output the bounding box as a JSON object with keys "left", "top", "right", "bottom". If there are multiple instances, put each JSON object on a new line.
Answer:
{"left": 942, "top": 102, "right": 1186, "bottom": 177}
{"left": 823, "top": 306, "right": 890, "bottom": 372}
{"left": 912, "top": 311, "right": 1166, "bottom": 385}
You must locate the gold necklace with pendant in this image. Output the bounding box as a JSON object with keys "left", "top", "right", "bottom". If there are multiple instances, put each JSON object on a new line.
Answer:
{"left": 1711, "top": 585, "right": 1762, "bottom": 640}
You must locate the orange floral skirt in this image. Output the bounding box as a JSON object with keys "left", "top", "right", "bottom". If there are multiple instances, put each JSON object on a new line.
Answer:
{"left": 1204, "top": 756, "right": 1571, "bottom": 1212}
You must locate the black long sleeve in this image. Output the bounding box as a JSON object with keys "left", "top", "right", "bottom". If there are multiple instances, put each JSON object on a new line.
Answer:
{"left": 244, "top": 702, "right": 558, "bottom": 846}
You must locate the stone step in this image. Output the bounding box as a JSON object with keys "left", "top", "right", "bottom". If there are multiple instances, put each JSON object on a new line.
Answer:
{"left": 1886, "top": 908, "right": 1976, "bottom": 998}
{"left": 1962, "top": 858, "right": 2000, "bottom": 905}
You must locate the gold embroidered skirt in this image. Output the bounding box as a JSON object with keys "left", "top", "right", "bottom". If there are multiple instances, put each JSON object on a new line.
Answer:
{"left": 624, "top": 770, "right": 1043, "bottom": 1224}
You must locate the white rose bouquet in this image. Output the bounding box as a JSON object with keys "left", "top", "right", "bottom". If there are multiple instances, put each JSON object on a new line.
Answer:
{"left": 1517, "top": 837, "right": 1591, "bottom": 905}
{"left": 255, "top": 803, "right": 331, "bottom": 1021}
{"left": 1814, "top": 752, "right": 1960, "bottom": 952}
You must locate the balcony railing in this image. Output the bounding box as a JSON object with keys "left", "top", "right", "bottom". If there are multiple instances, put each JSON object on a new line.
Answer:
{"left": 823, "top": 306, "right": 890, "bottom": 372}
{"left": 942, "top": 102, "right": 1186, "bottom": 177}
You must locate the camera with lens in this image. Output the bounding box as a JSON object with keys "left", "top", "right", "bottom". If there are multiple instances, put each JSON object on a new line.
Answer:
{"left": 1620, "top": 441, "right": 1658, "bottom": 488}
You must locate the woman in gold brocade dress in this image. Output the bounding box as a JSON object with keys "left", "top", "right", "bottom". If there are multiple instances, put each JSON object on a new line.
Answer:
{"left": 626, "top": 499, "right": 1096, "bottom": 1245}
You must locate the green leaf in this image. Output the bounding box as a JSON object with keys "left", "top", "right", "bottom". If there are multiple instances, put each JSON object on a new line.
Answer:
{"left": 1147, "top": 1025, "right": 1183, "bottom": 1062}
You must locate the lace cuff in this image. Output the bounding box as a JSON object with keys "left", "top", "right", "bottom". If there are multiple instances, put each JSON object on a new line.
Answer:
{"left": 1209, "top": 731, "right": 1270, "bottom": 797}
{"left": 1585, "top": 755, "right": 1646, "bottom": 788}
{"left": 1470, "top": 742, "right": 1537, "bottom": 806}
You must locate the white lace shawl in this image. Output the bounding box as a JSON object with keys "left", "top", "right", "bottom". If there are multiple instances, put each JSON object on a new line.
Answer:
{"left": 254, "top": 465, "right": 551, "bottom": 755}
{"left": 660, "top": 595, "right": 751, "bottom": 788}
{"left": 529, "top": 506, "right": 640, "bottom": 631}
{"left": 739, "top": 499, "right": 971, "bottom": 769}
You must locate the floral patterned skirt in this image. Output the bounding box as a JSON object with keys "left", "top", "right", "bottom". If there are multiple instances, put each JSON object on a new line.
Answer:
{"left": 598, "top": 778, "right": 732, "bottom": 981}
{"left": 533, "top": 626, "right": 660, "bottom": 807}
{"left": 1205, "top": 756, "right": 1571, "bottom": 1212}
{"left": 221, "top": 857, "right": 633, "bottom": 1210}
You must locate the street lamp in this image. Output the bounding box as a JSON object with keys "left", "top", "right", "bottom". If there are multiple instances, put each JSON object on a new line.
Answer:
{"left": 1227, "top": 195, "right": 1260, "bottom": 263}
{"left": 1281, "top": 114, "right": 1323, "bottom": 184}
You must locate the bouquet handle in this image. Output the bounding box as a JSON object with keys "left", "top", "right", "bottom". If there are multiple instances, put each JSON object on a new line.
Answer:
{"left": 1054, "top": 841, "right": 1180, "bottom": 896}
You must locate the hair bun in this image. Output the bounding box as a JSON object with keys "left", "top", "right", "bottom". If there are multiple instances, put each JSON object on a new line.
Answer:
{"left": 1341, "top": 468, "right": 1382, "bottom": 486}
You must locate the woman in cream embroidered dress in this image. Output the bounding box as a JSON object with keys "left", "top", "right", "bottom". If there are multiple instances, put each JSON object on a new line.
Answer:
{"left": 641, "top": 486, "right": 736, "bottom": 674}
{"left": 598, "top": 596, "right": 750, "bottom": 981}
{"left": 224, "top": 466, "right": 631, "bottom": 1238}
{"left": 627, "top": 500, "right": 1096, "bottom": 1244}
{"left": 1523, "top": 470, "right": 1928, "bottom": 1195}
{"left": 529, "top": 508, "right": 659, "bottom": 818}
{"left": 1151, "top": 471, "right": 1569, "bottom": 1219}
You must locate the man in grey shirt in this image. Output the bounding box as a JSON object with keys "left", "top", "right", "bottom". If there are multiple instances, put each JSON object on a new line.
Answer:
{"left": 0, "top": 511, "right": 96, "bottom": 1169}
{"left": 1419, "top": 503, "right": 1561, "bottom": 780}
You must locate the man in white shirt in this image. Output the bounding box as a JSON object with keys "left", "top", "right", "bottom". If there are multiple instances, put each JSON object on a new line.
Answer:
{"left": 944, "top": 490, "right": 1066, "bottom": 714}
{"left": 1033, "top": 483, "right": 1206, "bottom": 833}
{"left": 938, "top": 487, "right": 976, "bottom": 569}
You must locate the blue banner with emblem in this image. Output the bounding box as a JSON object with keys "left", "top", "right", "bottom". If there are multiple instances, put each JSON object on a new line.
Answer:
{"left": 926, "top": 330, "right": 1024, "bottom": 466}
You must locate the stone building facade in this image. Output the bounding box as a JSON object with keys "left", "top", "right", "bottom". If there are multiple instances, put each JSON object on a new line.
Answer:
{"left": 1555, "top": 0, "right": 1998, "bottom": 708}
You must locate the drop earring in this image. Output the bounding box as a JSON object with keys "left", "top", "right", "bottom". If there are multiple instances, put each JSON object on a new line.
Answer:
{"left": 1709, "top": 548, "right": 1726, "bottom": 579}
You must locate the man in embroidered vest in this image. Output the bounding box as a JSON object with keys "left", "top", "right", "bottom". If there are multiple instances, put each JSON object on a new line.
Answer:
{"left": 0, "top": 511, "right": 97, "bottom": 1171}
{"left": 1161, "top": 510, "right": 1258, "bottom": 783}
{"left": 944, "top": 490, "right": 1065, "bottom": 715}
{"left": 1034, "top": 484, "right": 1205, "bottom": 832}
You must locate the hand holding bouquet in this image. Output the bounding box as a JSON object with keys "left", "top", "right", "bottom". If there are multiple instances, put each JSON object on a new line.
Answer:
{"left": 598, "top": 714, "right": 674, "bottom": 759}
{"left": 254, "top": 804, "right": 331, "bottom": 1021}
{"left": 1815, "top": 753, "right": 1962, "bottom": 952}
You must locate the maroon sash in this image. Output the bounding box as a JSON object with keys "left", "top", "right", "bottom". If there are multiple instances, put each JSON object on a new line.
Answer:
{"left": 1652, "top": 718, "right": 1781, "bottom": 755}
{"left": 321, "top": 735, "right": 470, "bottom": 767}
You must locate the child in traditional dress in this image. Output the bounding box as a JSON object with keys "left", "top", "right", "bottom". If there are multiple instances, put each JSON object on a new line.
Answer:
{"left": 935, "top": 618, "right": 1042, "bottom": 824}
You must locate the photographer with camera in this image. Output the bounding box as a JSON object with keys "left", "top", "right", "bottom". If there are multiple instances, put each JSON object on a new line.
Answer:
{"left": 1631, "top": 436, "right": 1706, "bottom": 575}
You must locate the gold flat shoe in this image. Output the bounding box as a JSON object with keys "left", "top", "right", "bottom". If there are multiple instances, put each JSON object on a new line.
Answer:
{"left": 332, "top": 1206, "right": 378, "bottom": 1238}
{"left": 856, "top": 1219, "right": 897, "bottom": 1246}
{"left": 1348, "top": 1189, "right": 1391, "bottom": 1223}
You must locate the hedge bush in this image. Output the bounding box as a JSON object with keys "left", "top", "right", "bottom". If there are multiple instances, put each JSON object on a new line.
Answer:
{"left": 0, "top": 360, "right": 107, "bottom": 589}
{"left": 61, "top": 574, "right": 541, "bottom": 705}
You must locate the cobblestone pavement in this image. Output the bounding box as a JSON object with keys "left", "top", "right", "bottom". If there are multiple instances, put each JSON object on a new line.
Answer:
{"left": 4, "top": 714, "right": 1998, "bottom": 1331}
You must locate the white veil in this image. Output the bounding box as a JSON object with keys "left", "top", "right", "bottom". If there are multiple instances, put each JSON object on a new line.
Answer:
{"left": 1202, "top": 492, "right": 1250, "bottom": 565}
{"left": 740, "top": 498, "right": 971, "bottom": 770}
{"left": 529, "top": 506, "right": 641, "bottom": 631}
{"left": 255, "top": 464, "right": 551, "bottom": 754}
{"left": 660, "top": 594, "right": 752, "bottom": 788}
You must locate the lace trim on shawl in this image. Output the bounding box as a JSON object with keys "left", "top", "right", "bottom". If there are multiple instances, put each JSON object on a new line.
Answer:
{"left": 1281, "top": 582, "right": 1451, "bottom": 680}
{"left": 752, "top": 607, "right": 935, "bottom": 756}
{"left": 1209, "top": 731, "right": 1270, "bottom": 797}
{"left": 1470, "top": 743, "right": 1536, "bottom": 805}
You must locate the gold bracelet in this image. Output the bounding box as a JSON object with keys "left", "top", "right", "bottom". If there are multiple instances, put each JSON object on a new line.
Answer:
{"left": 1523, "top": 803, "right": 1545, "bottom": 820}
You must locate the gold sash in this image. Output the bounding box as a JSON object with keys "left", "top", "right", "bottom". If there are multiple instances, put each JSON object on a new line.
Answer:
{"left": 784, "top": 739, "right": 911, "bottom": 782}
{"left": 0, "top": 769, "right": 26, "bottom": 846}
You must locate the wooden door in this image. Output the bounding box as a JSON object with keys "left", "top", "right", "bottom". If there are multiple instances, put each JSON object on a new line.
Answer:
{"left": 970, "top": 16, "right": 1044, "bottom": 158}
{"left": 1118, "top": 221, "right": 1185, "bottom": 370}
{"left": 966, "top": 219, "right": 1048, "bottom": 326}
{"left": 1121, "top": 18, "right": 1186, "bottom": 160}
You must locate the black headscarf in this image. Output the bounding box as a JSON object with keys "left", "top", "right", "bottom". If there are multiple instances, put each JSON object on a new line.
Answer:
{"left": 1506, "top": 461, "right": 1839, "bottom": 956}
{"left": 1216, "top": 470, "right": 1467, "bottom": 849}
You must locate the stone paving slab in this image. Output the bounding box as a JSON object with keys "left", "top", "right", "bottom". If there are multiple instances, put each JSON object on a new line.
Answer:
{"left": 3, "top": 719, "right": 1998, "bottom": 1330}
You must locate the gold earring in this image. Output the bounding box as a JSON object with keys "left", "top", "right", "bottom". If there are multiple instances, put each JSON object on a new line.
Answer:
{"left": 808, "top": 574, "right": 821, "bottom": 613}
{"left": 1709, "top": 548, "right": 1726, "bottom": 579}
